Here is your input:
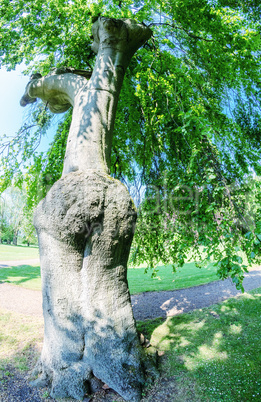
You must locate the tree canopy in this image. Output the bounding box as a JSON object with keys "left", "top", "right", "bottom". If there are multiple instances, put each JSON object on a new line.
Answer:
{"left": 1, "top": 0, "right": 261, "bottom": 289}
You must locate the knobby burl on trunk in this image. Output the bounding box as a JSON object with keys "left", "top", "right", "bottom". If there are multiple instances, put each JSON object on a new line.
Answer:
{"left": 20, "top": 17, "right": 156, "bottom": 402}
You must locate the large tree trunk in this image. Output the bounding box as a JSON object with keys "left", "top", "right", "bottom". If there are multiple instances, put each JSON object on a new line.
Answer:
{"left": 21, "top": 17, "right": 154, "bottom": 401}
{"left": 34, "top": 172, "right": 144, "bottom": 400}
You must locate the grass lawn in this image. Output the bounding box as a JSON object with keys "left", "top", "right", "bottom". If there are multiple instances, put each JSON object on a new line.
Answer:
{"left": 0, "top": 244, "right": 39, "bottom": 261}
{"left": 0, "top": 310, "right": 44, "bottom": 372}
{"left": 128, "top": 262, "right": 218, "bottom": 294}
{"left": 1, "top": 288, "right": 260, "bottom": 401}
{"left": 0, "top": 265, "right": 42, "bottom": 290}
{"left": 137, "top": 287, "right": 261, "bottom": 401}
{"left": 0, "top": 262, "right": 219, "bottom": 294}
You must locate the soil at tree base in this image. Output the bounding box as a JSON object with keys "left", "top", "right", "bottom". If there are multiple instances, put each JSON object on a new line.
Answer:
{"left": 0, "top": 366, "right": 198, "bottom": 402}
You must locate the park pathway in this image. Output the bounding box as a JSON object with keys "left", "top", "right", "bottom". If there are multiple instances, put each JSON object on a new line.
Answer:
{"left": 0, "top": 259, "right": 40, "bottom": 268}
{"left": 0, "top": 260, "right": 260, "bottom": 320}
{"left": 131, "top": 267, "right": 261, "bottom": 320}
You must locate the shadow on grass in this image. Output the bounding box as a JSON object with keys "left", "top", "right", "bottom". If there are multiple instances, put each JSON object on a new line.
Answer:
{"left": 137, "top": 289, "right": 261, "bottom": 401}
{"left": 0, "top": 265, "right": 41, "bottom": 288}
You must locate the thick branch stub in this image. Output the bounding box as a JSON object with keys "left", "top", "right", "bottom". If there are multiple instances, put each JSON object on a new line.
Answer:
{"left": 20, "top": 72, "right": 87, "bottom": 113}
{"left": 91, "top": 17, "right": 152, "bottom": 57}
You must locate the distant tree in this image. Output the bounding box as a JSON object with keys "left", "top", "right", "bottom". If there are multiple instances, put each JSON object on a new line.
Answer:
{"left": 21, "top": 210, "right": 38, "bottom": 246}
{"left": 0, "top": 187, "right": 37, "bottom": 245}
{"left": 0, "top": 216, "right": 14, "bottom": 244}
{"left": 0, "top": 188, "right": 23, "bottom": 244}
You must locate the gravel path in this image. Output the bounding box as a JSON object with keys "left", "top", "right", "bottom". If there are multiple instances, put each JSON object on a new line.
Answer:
{"left": 0, "top": 259, "right": 40, "bottom": 267}
{"left": 0, "top": 262, "right": 260, "bottom": 320}
{"left": 132, "top": 267, "right": 261, "bottom": 320}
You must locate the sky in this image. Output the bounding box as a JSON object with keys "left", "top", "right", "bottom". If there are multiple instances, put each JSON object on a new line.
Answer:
{"left": 0, "top": 66, "right": 29, "bottom": 138}
{"left": 0, "top": 66, "right": 58, "bottom": 158}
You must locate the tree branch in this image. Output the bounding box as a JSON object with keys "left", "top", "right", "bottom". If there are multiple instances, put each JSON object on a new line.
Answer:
{"left": 149, "top": 22, "right": 214, "bottom": 42}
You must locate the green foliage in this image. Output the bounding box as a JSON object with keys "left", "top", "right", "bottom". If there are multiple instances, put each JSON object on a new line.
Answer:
{"left": 0, "top": 187, "right": 29, "bottom": 245}
{"left": 0, "top": 104, "right": 52, "bottom": 193}
{"left": 0, "top": 221, "right": 14, "bottom": 244}
{"left": 22, "top": 111, "right": 71, "bottom": 211}
{"left": 1, "top": 0, "right": 261, "bottom": 288}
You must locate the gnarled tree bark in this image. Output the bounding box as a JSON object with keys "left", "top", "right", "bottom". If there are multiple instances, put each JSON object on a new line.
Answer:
{"left": 20, "top": 17, "right": 154, "bottom": 401}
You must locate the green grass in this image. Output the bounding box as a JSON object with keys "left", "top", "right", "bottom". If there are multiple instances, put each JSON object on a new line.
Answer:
{"left": 0, "top": 262, "right": 219, "bottom": 293}
{"left": 128, "top": 262, "right": 219, "bottom": 294}
{"left": 0, "top": 308, "right": 43, "bottom": 384}
{"left": 0, "top": 244, "right": 39, "bottom": 261}
{"left": 0, "top": 265, "right": 42, "bottom": 290}
{"left": 137, "top": 287, "right": 261, "bottom": 401}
